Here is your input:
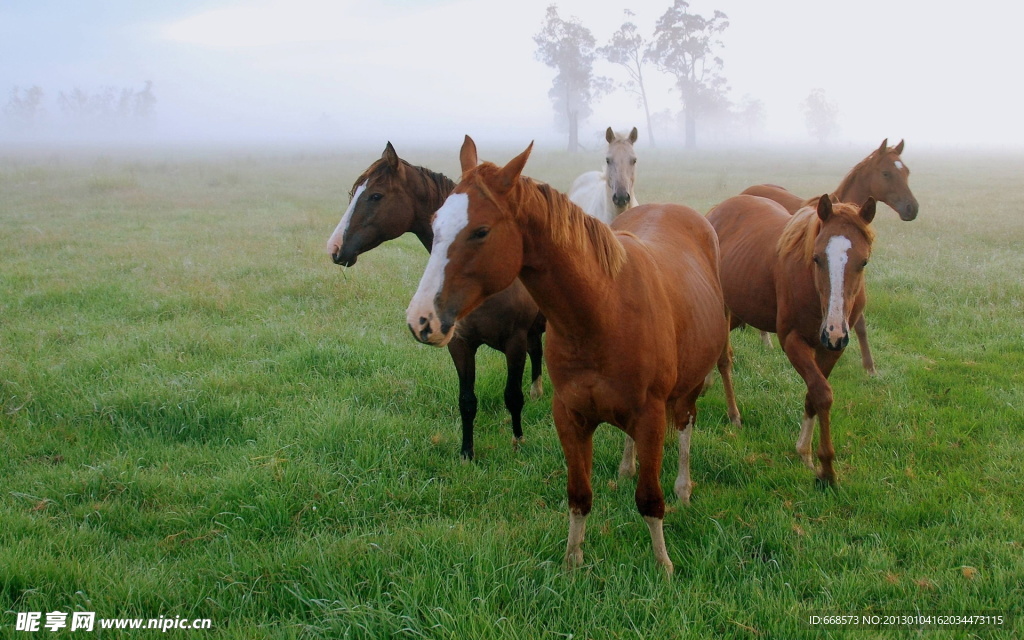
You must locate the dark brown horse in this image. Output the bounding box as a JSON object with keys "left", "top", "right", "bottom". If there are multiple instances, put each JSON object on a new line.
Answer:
{"left": 326, "top": 142, "right": 545, "bottom": 460}
{"left": 742, "top": 139, "right": 917, "bottom": 374}
{"left": 407, "top": 137, "right": 728, "bottom": 574}
{"left": 709, "top": 194, "right": 876, "bottom": 485}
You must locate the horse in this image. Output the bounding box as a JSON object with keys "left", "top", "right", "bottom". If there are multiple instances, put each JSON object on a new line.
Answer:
{"left": 406, "top": 136, "right": 729, "bottom": 574}
{"left": 707, "top": 194, "right": 876, "bottom": 486}
{"left": 568, "top": 126, "right": 640, "bottom": 223}
{"left": 742, "top": 139, "right": 917, "bottom": 374}
{"left": 326, "top": 141, "right": 546, "bottom": 461}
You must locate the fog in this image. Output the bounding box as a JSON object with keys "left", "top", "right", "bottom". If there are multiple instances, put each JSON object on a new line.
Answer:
{"left": 2, "top": 0, "right": 1022, "bottom": 150}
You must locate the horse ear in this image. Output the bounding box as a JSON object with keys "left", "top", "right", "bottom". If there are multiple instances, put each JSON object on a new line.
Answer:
{"left": 859, "top": 197, "right": 877, "bottom": 224}
{"left": 629, "top": 127, "right": 638, "bottom": 144}
{"left": 816, "top": 194, "right": 833, "bottom": 221}
{"left": 496, "top": 142, "right": 533, "bottom": 193}
{"left": 605, "top": 127, "right": 615, "bottom": 143}
{"left": 383, "top": 141, "right": 401, "bottom": 171}
{"left": 829, "top": 193, "right": 840, "bottom": 204}
{"left": 893, "top": 139, "right": 905, "bottom": 155}
{"left": 877, "top": 138, "right": 889, "bottom": 155}
{"left": 460, "top": 135, "right": 479, "bottom": 175}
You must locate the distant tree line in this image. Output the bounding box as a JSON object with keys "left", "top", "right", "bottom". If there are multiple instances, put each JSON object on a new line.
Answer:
{"left": 534, "top": 1, "right": 839, "bottom": 150}
{"left": 2, "top": 81, "right": 156, "bottom": 138}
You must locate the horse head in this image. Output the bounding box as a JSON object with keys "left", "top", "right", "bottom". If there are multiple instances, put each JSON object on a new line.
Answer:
{"left": 406, "top": 137, "right": 531, "bottom": 346}
{"left": 869, "top": 138, "right": 919, "bottom": 221}
{"left": 327, "top": 142, "right": 418, "bottom": 266}
{"left": 605, "top": 126, "right": 638, "bottom": 212}
{"left": 810, "top": 195, "right": 876, "bottom": 351}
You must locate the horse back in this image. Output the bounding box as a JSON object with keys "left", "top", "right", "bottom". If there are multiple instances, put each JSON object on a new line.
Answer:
{"left": 741, "top": 184, "right": 804, "bottom": 214}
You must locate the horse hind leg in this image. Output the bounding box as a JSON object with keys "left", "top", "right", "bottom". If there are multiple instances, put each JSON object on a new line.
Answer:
{"left": 502, "top": 334, "right": 528, "bottom": 448}
{"left": 717, "top": 335, "right": 742, "bottom": 428}
{"left": 618, "top": 436, "right": 636, "bottom": 478}
{"left": 527, "top": 317, "right": 545, "bottom": 400}
{"left": 854, "top": 314, "right": 876, "bottom": 376}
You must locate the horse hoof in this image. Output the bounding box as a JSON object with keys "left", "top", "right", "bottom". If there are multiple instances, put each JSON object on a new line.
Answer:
{"left": 618, "top": 462, "right": 636, "bottom": 478}
{"left": 460, "top": 450, "right": 474, "bottom": 463}
{"left": 815, "top": 475, "right": 837, "bottom": 491}
{"left": 530, "top": 379, "right": 544, "bottom": 400}
{"left": 512, "top": 436, "right": 525, "bottom": 451}
{"left": 565, "top": 548, "right": 584, "bottom": 569}
{"left": 729, "top": 412, "right": 742, "bottom": 429}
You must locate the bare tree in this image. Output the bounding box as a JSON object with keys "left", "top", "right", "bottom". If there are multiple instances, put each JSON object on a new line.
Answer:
{"left": 599, "top": 10, "right": 656, "bottom": 147}
{"left": 802, "top": 88, "right": 840, "bottom": 145}
{"left": 649, "top": 0, "right": 729, "bottom": 149}
{"left": 534, "top": 5, "right": 608, "bottom": 152}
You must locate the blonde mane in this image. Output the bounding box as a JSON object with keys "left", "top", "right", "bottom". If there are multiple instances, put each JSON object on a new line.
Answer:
{"left": 468, "top": 163, "right": 628, "bottom": 278}
{"left": 777, "top": 204, "right": 876, "bottom": 264}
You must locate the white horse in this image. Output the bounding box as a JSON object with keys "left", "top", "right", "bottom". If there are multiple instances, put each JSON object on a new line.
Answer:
{"left": 568, "top": 126, "right": 640, "bottom": 224}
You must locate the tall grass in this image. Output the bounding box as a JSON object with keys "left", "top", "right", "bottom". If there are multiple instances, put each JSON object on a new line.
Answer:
{"left": 1, "top": 144, "right": 1021, "bottom": 638}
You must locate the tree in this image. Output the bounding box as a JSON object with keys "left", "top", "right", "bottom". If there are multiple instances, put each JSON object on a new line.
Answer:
{"left": 599, "top": 10, "right": 657, "bottom": 147}
{"left": 649, "top": 0, "right": 729, "bottom": 149}
{"left": 3, "top": 86, "right": 45, "bottom": 130}
{"left": 534, "top": 5, "right": 608, "bottom": 152}
{"left": 736, "top": 94, "right": 766, "bottom": 141}
{"left": 802, "top": 88, "right": 839, "bottom": 145}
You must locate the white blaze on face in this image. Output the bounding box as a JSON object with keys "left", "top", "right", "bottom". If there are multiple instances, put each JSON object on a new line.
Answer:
{"left": 326, "top": 183, "right": 365, "bottom": 256}
{"left": 894, "top": 160, "right": 904, "bottom": 170}
{"left": 406, "top": 193, "right": 469, "bottom": 343}
{"left": 825, "top": 235, "right": 853, "bottom": 331}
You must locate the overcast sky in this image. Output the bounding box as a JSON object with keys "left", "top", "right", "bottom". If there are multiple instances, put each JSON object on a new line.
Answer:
{"left": 1, "top": 0, "right": 1021, "bottom": 148}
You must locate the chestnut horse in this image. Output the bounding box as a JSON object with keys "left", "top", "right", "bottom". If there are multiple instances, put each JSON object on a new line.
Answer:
{"left": 568, "top": 127, "right": 640, "bottom": 223}
{"left": 326, "top": 142, "right": 545, "bottom": 460}
{"left": 407, "top": 137, "right": 728, "bottom": 574}
{"left": 742, "top": 139, "right": 917, "bottom": 374}
{"left": 708, "top": 194, "right": 876, "bottom": 485}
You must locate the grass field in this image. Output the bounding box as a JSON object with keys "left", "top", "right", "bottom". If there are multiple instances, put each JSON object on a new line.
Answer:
{"left": 1, "top": 142, "right": 1022, "bottom": 638}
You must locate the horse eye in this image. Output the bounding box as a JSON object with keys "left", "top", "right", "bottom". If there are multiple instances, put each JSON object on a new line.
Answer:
{"left": 605, "top": 158, "right": 612, "bottom": 165}
{"left": 368, "top": 192, "right": 383, "bottom": 202}
{"left": 862, "top": 259, "right": 869, "bottom": 269}
{"left": 470, "top": 227, "right": 490, "bottom": 241}
{"left": 630, "top": 158, "right": 637, "bottom": 165}
{"left": 812, "top": 255, "right": 821, "bottom": 265}
{"left": 882, "top": 171, "right": 892, "bottom": 179}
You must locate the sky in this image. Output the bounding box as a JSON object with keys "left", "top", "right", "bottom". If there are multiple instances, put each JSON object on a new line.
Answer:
{"left": 1, "top": 0, "right": 1021, "bottom": 149}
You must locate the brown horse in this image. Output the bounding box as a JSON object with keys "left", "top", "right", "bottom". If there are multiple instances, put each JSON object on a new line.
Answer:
{"left": 709, "top": 194, "right": 876, "bottom": 485}
{"left": 741, "top": 139, "right": 917, "bottom": 374}
{"left": 406, "top": 137, "right": 728, "bottom": 574}
{"left": 326, "top": 142, "right": 545, "bottom": 460}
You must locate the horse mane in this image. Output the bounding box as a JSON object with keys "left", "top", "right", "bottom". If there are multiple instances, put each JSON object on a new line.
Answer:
{"left": 349, "top": 158, "right": 455, "bottom": 203}
{"left": 832, "top": 145, "right": 891, "bottom": 199}
{"left": 777, "top": 204, "right": 876, "bottom": 264}
{"left": 469, "top": 163, "right": 627, "bottom": 278}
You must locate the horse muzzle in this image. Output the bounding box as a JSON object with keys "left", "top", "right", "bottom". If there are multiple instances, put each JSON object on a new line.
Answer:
{"left": 820, "top": 325, "right": 849, "bottom": 351}
{"left": 612, "top": 191, "right": 631, "bottom": 209}
{"left": 406, "top": 307, "right": 455, "bottom": 347}
{"left": 896, "top": 198, "right": 919, "bottom": 221}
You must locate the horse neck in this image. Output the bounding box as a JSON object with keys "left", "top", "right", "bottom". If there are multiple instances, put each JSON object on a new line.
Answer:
{"left": 832, "top": 160, "right": 873, "bottom": 205}
{"left": 408, "top": 167, "right": 457, "bottom": 251}
{"left": 512, "top": 182, "right": 622, "bottom": 335}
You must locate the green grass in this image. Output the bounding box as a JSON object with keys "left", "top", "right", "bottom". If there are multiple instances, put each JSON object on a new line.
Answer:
{"left": 1, "top": 144, "right": 1022, "bottom": 639}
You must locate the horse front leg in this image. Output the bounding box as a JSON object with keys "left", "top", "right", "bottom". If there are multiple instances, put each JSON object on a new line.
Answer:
{"left": 781, "top": 335, "right": 836, "bottom": 485}
{"left": 630, "top": 402, "right": 672, "bottom": 574}
{"left": 447, "top": 338, "right": 478, "bottom": 461}
{"left": 552, "top": 397, "right": 596, "bottom": 569}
